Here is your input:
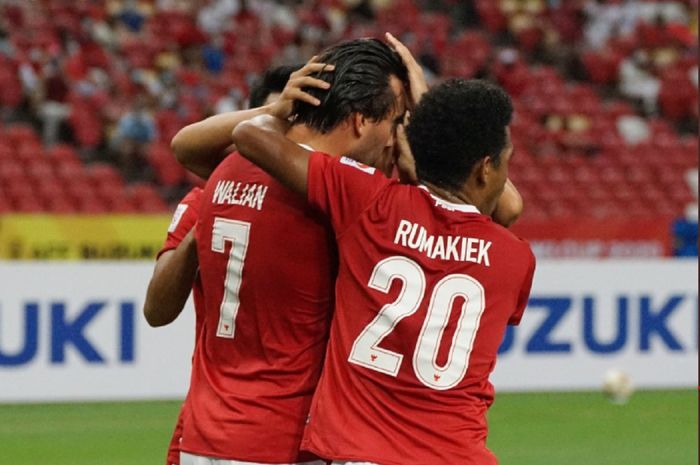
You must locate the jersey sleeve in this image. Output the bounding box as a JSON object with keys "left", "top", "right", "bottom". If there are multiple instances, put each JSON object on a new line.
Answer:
{"left": 307, "top": 152, "right": 389, "bottom": 236}
{"left": 157, "top": 187, "right": 204, "bottom": 259}
{"left": 508, "top": 248, "right": 536, "bottom": 325}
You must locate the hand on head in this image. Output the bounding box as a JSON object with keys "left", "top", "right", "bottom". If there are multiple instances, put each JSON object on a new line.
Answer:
{"left": 385, "top": 32, "right": 428, "bottom": 110}
{"left": 268, "top": 56, "right": 335, "bottom": 120}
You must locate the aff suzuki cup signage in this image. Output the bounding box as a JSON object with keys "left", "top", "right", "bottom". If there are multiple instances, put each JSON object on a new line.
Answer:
{"left": 492, "top": 259, "right": 697, "bottom": 390}
{"left": 0, "top": 263, "right": 195, "bottom": 402}
{"left": 0, "top": 260, "right": 696, "bottom": 402}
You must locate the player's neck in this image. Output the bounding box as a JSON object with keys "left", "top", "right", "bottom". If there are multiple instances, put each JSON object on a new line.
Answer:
{"left": 422, "top": 181, "right": 482, "bottom": 211}
{"left": 286, "top": 124, "right": 352, "bottom": 157}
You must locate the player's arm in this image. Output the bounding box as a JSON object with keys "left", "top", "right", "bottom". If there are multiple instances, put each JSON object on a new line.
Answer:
{"left": 232, "top": 115, "right": 310, "bottom": 195}
{"left": 171, "top": 109, "right": 271, "bottom": 179}
{"left": 172, "top": 60, "right": 333, "bottom": 179}
{"left": 143, "top": 230, "right": 198, "bottom": 327}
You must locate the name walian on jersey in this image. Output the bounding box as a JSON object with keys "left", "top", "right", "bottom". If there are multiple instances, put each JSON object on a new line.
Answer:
{"left": 212, "top": 179, "right": 269, "bottom": 211}
{"left": 394, "top": 219, "right": 492, "bottom": 266}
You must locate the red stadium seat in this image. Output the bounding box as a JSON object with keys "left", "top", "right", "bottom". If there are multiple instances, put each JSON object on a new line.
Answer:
{"left": 86, "top": 162, "right": 125, "bottom": 188}
{"left": 65, "top": 180, "right": 96, "bottom": 202}
{"left": 37, "top": 179, "right": 67, "bottom": 200}
{"left": 45, "top": 195, "right": 79, "bottom": 213}
{"left": 69, "top": 103, "right": 103, "bottom": 148}
{"left": 25, "top": 160, "right": 55, "bottom": 181}
{"left": 13, "top": 196, "right": 45, "bottom": 213}
{"left": 127, "top": 183, "right": 167, "bottom": 211}
{"left": 76, "top": 196, "right": 109, "bottom": 213}
{"left": 4, "top": 177, "right": 34, "bottom": 200}
{"left": 0, "top": 160, "right": 26, "bottom": 180}
{"left": 46, "top": 144, "right": 82, "bottom": 167}
{"left": 108, "top": 195, "right": 138, "bottom": 213}
{"left": 0, "top": 195, "right": 12, "bottom": 213}
{"left": 4, "top": 124, "right": 40, "bottom": 147}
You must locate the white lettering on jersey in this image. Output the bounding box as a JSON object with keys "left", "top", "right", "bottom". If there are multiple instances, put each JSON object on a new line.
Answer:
{"left": 168, "top": 203, "right": 189, "bottom": 233}
{"left": 339, "top": 156, "right": 376, "bottom": 175}
{"left": 393, "top": 220, "right": 491, "bottom": 266}
{"left": 212, "top": 180, "right": 269, "bottom": 211}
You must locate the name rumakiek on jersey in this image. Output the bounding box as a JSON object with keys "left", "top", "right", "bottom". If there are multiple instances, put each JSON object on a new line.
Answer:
{"left": 394, "top": 220, "right": 491, "bottom": 266}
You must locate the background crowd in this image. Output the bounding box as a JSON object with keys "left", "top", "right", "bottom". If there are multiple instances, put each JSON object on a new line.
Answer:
{"left": 0, "top": 0, "right": 697, "bottom": 234}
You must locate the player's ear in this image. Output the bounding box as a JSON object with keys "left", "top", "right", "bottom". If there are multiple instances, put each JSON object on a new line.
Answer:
{"left": 474, "top": 156, "right": 490, "bottom": 186}
{"left": 352, "top": 112, "right": 366, "bottom": 138}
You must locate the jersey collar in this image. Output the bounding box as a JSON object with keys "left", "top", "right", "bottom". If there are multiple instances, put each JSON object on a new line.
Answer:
{"left": 417, "top": 185, "right": 481, "bottom": 214}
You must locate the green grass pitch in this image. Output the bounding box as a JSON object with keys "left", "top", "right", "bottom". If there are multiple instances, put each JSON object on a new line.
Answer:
{"left": 0, "top": 390, "right": 695, "bottom": 465}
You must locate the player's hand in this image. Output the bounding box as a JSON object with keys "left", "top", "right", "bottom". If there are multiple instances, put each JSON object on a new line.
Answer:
{"left": 394, "top": 123, "right": 418, "bottom": 184}
{"left": 491, "top": 179, "right": 523, "bottom": 228}
{"left": 268, "top": 56, "right": 334, "bottom": 120}
{"left": 385, "top": 32, "right": 428, "bottom": 109}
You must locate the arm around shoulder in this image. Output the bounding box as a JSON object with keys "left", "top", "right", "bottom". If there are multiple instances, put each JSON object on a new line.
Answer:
{"left": 232, "top": 115, "right": 311, "bottom": 195}
{"left": 172, "top": 108, "right": 274, "bottom": 179}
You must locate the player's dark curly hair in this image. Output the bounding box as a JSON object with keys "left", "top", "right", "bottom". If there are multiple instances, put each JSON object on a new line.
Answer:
{"left": 248, "top": 64, "right": 302, "bottom": 108}
{"left": 406, "top": 79, "right": 513, "bottom": 191}
{"left": 291, "top": 38, "right": 408, "bottom": 133}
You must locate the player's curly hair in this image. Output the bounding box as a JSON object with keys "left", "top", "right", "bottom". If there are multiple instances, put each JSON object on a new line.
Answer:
{"left": 249, "top": 65, "right": 301, "bottom": 108}
{"left": 407, "top": 79, "right": 513, "bottom": 191}
{"left": 291, "top": 39, "right": 408, "bottom": 133}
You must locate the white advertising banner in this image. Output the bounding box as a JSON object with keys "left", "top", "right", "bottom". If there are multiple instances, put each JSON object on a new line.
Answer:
{"left": 0, "top": 263, "right": 196, "bottom": 403}
{"left": 0, "top": 260, "right": 697, "bottom": 402}
{"left": 492, "top": 259, "right": 698, "bottom": 391}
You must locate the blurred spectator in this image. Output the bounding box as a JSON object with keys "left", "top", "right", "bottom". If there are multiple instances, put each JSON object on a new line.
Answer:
{"left": 583, "top": 1, "right": 640, "bottom": 49}
{"left": 37, "top": 62, "right": 71, "bottom": 145}
{"left": 672, "top": 218, "right": 698, "bottom": 256}
{"left": 197, "top": 0, "right": 240, "bottom": 35}
{"left": 619, "top": 50, "right": 660, "bottom": 114}
{"left": 616, "top": 114, "right": 650, "bottom": 144}
{"left": 202, "top": 36, "right": 225, "bottom": 73}
{"left": 111, "top": 95, "right": 157, "bottom": 180}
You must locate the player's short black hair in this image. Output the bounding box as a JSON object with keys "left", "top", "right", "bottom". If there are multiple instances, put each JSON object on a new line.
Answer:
{"left": 248, "top": 65, "right": 302, "bottom": 108}
{"left": 407, "top": 79, "right": 513, "bottom": 191}
{"left": 291, "top": 38, "right": 408, "bottom": 133}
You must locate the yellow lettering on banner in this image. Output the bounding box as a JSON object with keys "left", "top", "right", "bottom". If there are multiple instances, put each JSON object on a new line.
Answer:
{"left": 0, "top": 214, "right": 172, "bottom": 260}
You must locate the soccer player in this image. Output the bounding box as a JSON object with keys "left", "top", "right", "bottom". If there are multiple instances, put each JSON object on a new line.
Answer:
{"left": 144, "top": 63, "right": 304, "bottom": 327}
{"left": 177, "top": 39, "right": 409, "bottom": 465}
{"left": 231, "top": 78, "right": 536, "bottom": 465}
{"left": 143, "top": 64, "right": 308, "bottom": 465}
{"left": 144, "top": 186, "right": 202, "bottom": 465}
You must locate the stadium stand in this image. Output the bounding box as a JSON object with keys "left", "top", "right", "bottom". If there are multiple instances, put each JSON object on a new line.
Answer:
{"left": 0, "top": 0, "right": 697, "bottom": 228}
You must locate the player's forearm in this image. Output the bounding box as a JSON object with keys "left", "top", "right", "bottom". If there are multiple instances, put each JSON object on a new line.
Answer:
{"left": 171, "top": 106, "right": 275, "bottom": 179}
{"left": 232, "top": 115, "right": 310, "bottom": 195}
{"left": 143, "top": 231, "right": 198, "bottom": 327}
{"left": 491, "top": 178, "right": 523, "bottom": 228}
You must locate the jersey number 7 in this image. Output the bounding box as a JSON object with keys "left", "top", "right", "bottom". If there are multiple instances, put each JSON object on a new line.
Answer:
{"left": 211, "top": 217, "right": 251, "bottom": 338}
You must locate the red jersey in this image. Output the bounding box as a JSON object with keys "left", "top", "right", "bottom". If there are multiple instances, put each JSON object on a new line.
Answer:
{"left": 301, "top": 153, "right": 535, "bottom": 465}
{"left": 157, "top": 187, "right": 205, "bottom": 465}
{"left": 158, "top": 187, "right": 204, "bottom": 258}
{"left": 184, "top": 153, "right": 336, "bottom": 463}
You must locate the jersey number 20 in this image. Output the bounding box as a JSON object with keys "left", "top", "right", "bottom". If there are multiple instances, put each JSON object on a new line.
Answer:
{"left": 349, "top": 256, "right": 485, "bottom": 390}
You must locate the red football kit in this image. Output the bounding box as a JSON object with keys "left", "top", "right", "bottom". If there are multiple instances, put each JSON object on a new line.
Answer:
{"left": 301, "top": 153, "right": 536, "bottom": 465}
{"left": 183, "top": 152, "right": 336, "bottom": 463}
{"left": 156, "top": 187, "right": 205, "bottom": 465}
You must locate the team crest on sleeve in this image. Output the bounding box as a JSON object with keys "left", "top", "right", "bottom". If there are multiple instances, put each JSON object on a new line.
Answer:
{"left": 340, "top": 156, "right": 376, "bottom": 175}
{"left": 168, "top": 204, "right": 189, "bottom": 232}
